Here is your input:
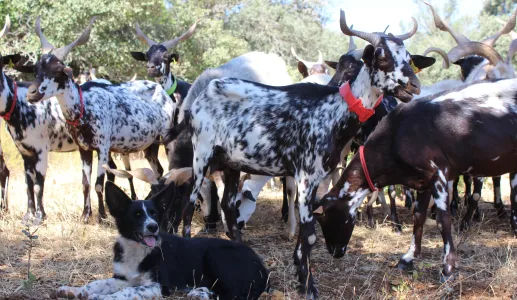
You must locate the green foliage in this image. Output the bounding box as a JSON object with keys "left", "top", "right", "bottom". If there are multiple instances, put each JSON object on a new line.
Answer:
{"left": 483, "top": 0, "right": 517, "bottom": 16}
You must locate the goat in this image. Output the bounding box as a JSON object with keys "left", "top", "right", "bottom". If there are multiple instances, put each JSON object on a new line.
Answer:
{"left": 318, "top": 59, "right": 517, "bottom": 283}
{"left": 57, "top": 181, "right": 269, "bottom": 300}
{"left": 291, "top": 47, "right": 331, "bottom": 83}
{"left": 424, "top": 2, "right": 517, "bottom": 219}
{"left": 169, "top": 11, "right": 423, "bottom": 296}
{"left": 20, "top": 17, "right": 175, "bottom": 223}
{"left": 2, "top": 16, "right": 137, "bottom": 222}
{"left": 130, "top": 21, "right": 196, "bottom": 108}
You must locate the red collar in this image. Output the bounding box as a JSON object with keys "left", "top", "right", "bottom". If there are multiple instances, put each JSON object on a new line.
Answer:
{"left": 339, "top": 81, "right": 383, "bottom": 122}
{"left": 66, "top": 86, "right": 84, "bottom": 127}
{"left": 359, "top": 146, "right": 378, "bottom": 191}
{"left": 2, "top": 81, "right": 17, "bottom": 121}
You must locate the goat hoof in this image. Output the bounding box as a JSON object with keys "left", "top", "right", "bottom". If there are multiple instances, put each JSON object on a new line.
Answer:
{"left": 395, "top": 260, "right": 414, "bottom": 272}
{"left": 439, "top": 272, "right": 456, "bottom": 284}
{"left": 460, "top": 220, "right": 470, "bottom": 232}
{"left": 298, "top": 284, "right": 319, "bottom": 299}
{"left": 393, "top": 225, "right": 402, "bottom": 234}
{"left": 281, "top": 214, "right": 288, "bottom": 223}
{"left": 496, "top": 206, "right": 507, "bottom": 218}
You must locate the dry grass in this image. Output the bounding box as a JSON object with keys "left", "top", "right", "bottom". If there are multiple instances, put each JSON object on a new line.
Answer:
{"left": 0, "top": 129, "right": 516, "bottom": 299}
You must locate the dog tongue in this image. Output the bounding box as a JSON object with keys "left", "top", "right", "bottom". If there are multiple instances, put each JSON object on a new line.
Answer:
{"left": 143, "top": 236, "right": 156, "bottom": 247}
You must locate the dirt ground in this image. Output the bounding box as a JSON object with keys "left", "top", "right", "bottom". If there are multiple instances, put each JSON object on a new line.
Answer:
{"left": 0, "top": 141, "right": 516, "bottom": 299}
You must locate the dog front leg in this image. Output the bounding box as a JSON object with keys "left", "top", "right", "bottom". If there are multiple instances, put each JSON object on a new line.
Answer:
{"left": 56, "top": 278, "right": 130, "bottom": 299}
{"left": 88, "top": 283, "right": 162, "bottom": 299}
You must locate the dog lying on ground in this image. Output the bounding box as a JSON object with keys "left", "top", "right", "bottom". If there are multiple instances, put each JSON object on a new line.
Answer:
{"left": 56, "top": 181, "right": 269, "bottom": 300}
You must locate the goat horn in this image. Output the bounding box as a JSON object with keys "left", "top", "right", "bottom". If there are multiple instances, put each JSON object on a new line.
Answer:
{"left": 164, "top": 167, "right": 193, "bottom": 186}
{"left": 317, "top": 50, "right": 324, "bottom": 64}
{"left": 347, "top": 25, "right": 357, "bottom": 52}
{"left": 130, "top": 73, "right": 137, "bottom": 81}
{"left": 340, "top": 10, "right": 380, "bottom": 46}
{"left": 0, "top": 15, "right": 10, "bottom": 40}
{"left": 394, "top": 17, "right": 418, "bottom": 41}
{"left": 448, "top": 42, "right": 504, "bottom": 66}
{"left": 424, "top": 1, "right": 470, "bottom": 45}
{"left": 102, "top": 164, "right": 159, "bottom": 185}
{"left": 291, "top": 47, "right": 312, "bottom": 67}
{"left": 135, "top": 23, "right": 158, "bottom": 46}
{"left": 482, "top": 7, "right": 517, "bottom": 47}
{"left": 382, "top": 25, "right": 390, "bottom": 34}
{"left": 507, "top": 38, "right": 517, "bottom": 64}
{"left": 53, "top": 16, "right": 96, "bottom": 61}
{"left": 35, "top": 16, "right": 55, "bottom": 54}
{"left": 161, "top": 19, "right": 200, "bottom": 50}
{"left": 423, "top": 47, "right": 450, "bottom": 69}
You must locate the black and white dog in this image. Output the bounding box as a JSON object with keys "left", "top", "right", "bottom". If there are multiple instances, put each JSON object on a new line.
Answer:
{"left": 57, "top": 181, "right": 269, "bottom": 300}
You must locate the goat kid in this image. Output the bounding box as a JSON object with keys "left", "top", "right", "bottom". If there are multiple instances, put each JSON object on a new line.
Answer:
{"left": 22, "top": 17, "right": 175, "bottom": 222}
{"left": 57, "top": 181, "right": 269, "bottom": 300}
{"left": 171, "top": 11, "right": 423, "bottom": 296}
{"left": 318, "top": 77, "right": 517, "bottom": 283}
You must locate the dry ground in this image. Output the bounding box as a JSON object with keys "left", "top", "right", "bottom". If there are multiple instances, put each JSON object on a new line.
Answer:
{"left": 0, "top": 130, "right": 516, "bottom": 299}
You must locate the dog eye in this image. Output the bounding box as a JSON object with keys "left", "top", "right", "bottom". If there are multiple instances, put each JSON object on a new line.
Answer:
{"left": 148, "top": 209, "right": 157, "bottom": 216}
{"left": 135, "top": 210, "right": 143, "bottom": 217}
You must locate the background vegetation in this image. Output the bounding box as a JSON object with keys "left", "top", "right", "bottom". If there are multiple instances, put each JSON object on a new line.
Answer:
{"left": 0, "top": 0, "right": 515, "bottom": 84}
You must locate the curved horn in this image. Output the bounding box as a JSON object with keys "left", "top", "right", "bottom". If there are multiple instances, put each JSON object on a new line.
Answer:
{"left": 53, "top": 16, "right": 96, "bottom": 61}
{"left": 423, "top": 47, "right": 450, "bottom": 68}
{"left": 317, "top": 50, "right": 323, "bottom": 64}
{"left": 35, "top": 16, "right": 55, "bottom": 54}
{"left": 340, "top": 10, "right": 380, "bottom": 46}
{"left": 130, "top": 73, "right": 137, "bottom": 81}
{"left": 448, "top": 42, "right": 504, "bottom": 66}
{"left": 291, "top": 47, "right": 312, "bottom": 67}
{"left": 161, "top": 20, "right": 199, "bottom": 50}
{"left": 507, "top": 38, "right": 517, "bottom": 63}
{"left": 347, "top": 25, "right": 357, "bottom": 52}
{"left": 0, "top": 15, "right": 10, "bottom": 40}
{"left": 482, "top": 7, "right": 517, "bottom": 47}
{"left": 164, "top": 167, "right": 193, "bottom": 186}
{"left": 102, "top": 164, "right": 159, "bottom": 185}
{"left": 135, "top": 23, "right": 158, "bottom": 46}
{"left": 394, "top": 17, "right": 418, "bottom": 41}
{"left": 424, "top": 1, "right": 470, "bottom": 45}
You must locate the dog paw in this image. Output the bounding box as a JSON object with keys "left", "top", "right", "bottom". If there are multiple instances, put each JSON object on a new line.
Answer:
{"left": 56, "top": 286, "right": 80, "bottom": 299}
{"left": 187, "top": 287, "right": 213, "bottom": 299}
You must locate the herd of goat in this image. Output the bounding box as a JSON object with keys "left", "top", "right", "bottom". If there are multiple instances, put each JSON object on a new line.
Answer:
{"left": 1, "top": 2, "right": 517, "bottom": 298}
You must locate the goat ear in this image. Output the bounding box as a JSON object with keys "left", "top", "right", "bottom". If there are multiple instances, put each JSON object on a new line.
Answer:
{"left": 411, "top": 55, "right": 436, "bottom": 70}
{"left": 325, "top": 60, "right": 338, "bottom": 70}
{"left": 130, "top": 51, "right": 147, "bottom": 61}
{"left": 105, "top": 181, "right": 132, "bottom": 217}
{"left": 362, "top": 45, "right": 375, "bottom": 67}
{"left": 2, "top": 54, "right": 22, "bottom": 66}
{"left": 297, "top": 61, "right": 309, "bottom": 78}
{"left": 13, "top": 63, "right": 35, "bottom": 73}
{"left": 63, "top": 67, "right": 74, "bottom": 79}
{"left": 151, "top": 181, "right": 176, "bottom": 214}
{"left": 170, "top": 53, "right": 179, "bottom": 64}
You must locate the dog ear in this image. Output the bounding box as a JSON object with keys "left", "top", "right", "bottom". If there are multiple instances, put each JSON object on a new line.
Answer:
{"left": 105, "top": 181, "right": 132, "bottom": 217}
{"left": 151, "top": 181, "right": 176, "bottom": 215}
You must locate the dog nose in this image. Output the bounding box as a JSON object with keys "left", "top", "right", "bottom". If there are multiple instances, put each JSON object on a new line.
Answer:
{"left": 146, "top": 223, "right": 159, "bottom": 233}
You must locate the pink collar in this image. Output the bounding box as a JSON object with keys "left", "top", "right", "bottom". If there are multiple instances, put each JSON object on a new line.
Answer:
{"left": 2, "top": 81, "right": 17, "bottom": 121}
{"left": 339, "top": 81, "right": 383, "bottom": 122}
{"left": 66, "top": 86, "right": 84, "bottom": 127}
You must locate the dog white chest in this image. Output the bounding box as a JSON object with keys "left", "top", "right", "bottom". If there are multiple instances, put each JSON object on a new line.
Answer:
{"left": 113, "top": 237, "right": 155, "bottom": 286}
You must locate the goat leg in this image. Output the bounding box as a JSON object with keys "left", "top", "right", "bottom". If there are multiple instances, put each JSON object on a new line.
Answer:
{"left": 119, "top": 154, "right": 137, "bottom": 200}
{"left": 33, "top": 152, "right": 47, "bottom": 221}
{"left": 79, "top": 150, "right": 93, "bottom": 223}
{"left": 0, "top": 152, "right": 9, "bottom": 213}
{"left": 492, "top": 176, "right": 506, "bottom": 218}
{"left": 509, "top": 172, "right": 517, "bottom": 236}
{"left": 95, "top": 149, "right": 109, "bottom": 221}
{"left": 221, "top": 169, "right": 242, "bottom": 242}
{"left": 397, "top": 190, "right": 431, "bottom": 271}
{"left": 22, "top": 157, "right": 36, "bottom": 221}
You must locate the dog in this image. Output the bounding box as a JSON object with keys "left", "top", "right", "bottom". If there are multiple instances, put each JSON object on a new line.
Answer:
{"left": 56, "top": 181, "right": 269, "bottom": 299}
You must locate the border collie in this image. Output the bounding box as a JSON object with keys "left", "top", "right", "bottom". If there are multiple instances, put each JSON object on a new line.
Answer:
{"left": 56, "top": 181, "right": 269, "bottom": 299}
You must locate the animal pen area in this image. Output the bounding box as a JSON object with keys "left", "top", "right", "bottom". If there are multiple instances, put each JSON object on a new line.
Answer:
{"left": 0, "top": 145, "right": 516, "bottom": 299}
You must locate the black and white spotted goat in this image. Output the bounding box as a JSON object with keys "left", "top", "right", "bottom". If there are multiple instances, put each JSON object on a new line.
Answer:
{"left": 424, "top": 2, "right": 517, "bottom": 220}
{"left": 57, "top": 181, "right": 269, "bottom": 300}
{"left": 20, "top": 17, "right": 175, "bottom": 222}
{"left": 169, "top": 11, "right": 423, "bottom": 296}
{"left": 2, "top": 16, "right": 134, "bottom": 222}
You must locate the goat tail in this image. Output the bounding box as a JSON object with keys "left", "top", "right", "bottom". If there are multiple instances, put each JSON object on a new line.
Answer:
{"left": 164, "top": 110, "right": 191, "bottom": 144}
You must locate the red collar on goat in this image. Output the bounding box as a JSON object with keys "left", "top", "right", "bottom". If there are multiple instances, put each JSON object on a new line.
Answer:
{"left": 340, "top": 81, "right": 383, "bottom": 122}
{"left": 359, "top": 146, "right": 377, "bottom": 191}
{"left": 1, "top": 81, "right": 17, "bottom": 121}
{"left": 66, "top": 86, "right": 84, "bottom": 127}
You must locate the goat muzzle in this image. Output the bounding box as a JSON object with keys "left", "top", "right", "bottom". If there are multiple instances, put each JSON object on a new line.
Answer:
{"left": 27, "top": 84, "right": 44, "bottom": 102}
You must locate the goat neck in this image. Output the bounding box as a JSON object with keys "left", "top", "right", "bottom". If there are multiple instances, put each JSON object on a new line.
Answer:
{"left": 158, "top": 71, "right": 175, "bottom": 94}
{"left": 54, "top": 79, "right": 83, "bottom": 124}
{"left": 348, "top": 65, "right": 383, "bottom": 110}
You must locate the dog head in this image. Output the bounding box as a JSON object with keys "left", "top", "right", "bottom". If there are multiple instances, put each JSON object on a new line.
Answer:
{"left": 105, "top": 181, "right": 174, "bottom": 248}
